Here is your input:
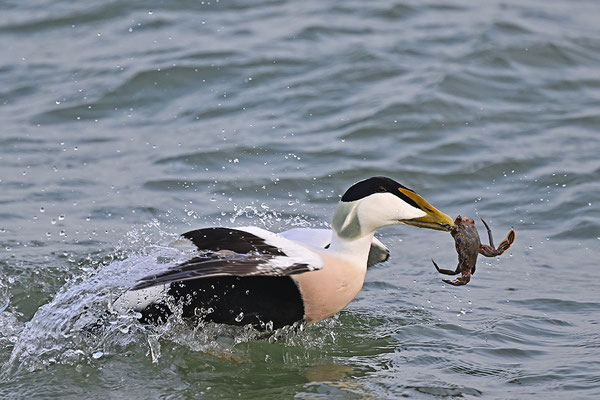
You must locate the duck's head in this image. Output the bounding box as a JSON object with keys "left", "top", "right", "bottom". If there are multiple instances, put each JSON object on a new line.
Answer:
{"left": 332, "top": 176, "right": 454, "bottom": 239}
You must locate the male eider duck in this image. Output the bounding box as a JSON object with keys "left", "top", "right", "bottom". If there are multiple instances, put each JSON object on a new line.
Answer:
{"left": 114, "top": 177, "right": 453, "bottom": 329}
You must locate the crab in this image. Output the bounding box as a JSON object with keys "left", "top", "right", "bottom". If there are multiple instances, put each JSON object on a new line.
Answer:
{"left": 432, "top": 215, "right": 515, "bottom": 286}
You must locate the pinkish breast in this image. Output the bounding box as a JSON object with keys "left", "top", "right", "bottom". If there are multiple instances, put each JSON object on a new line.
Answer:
{"left": 292, "top": 252, "right": 367, "bottom": 324}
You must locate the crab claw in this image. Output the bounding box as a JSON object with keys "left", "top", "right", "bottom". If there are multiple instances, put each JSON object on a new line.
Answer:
{"left": 497, "top": 229, "right": 515, "bottom": 253}
{"left": 442, "top": 273, "right": 471, "bottom": 286}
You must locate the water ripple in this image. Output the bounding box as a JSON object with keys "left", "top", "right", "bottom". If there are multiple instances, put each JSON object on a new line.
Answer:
{"left": 2, "top": 0, "right": 600, "bottom": 398}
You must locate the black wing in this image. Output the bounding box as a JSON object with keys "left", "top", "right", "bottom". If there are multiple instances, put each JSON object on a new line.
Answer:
{"left": 181, "top": 227, "right": 286, "bottom": 255}
{"left": 131, "top": 227, "right": 318, "bottom": 290}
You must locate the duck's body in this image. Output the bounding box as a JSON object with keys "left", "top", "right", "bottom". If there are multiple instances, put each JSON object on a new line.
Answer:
{"left": 115, "top": 226, "right": 369, "bottom": 329}
{"left": 115, "top": 177, "right": 453, "bottom": 329}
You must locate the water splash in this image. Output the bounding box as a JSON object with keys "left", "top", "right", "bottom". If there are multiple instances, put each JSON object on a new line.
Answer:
{"left": 2, "top": 248, "right": 174, "bottom": 375}
{"left": 0, "top": 276, "right": 9, "bottom": 314}
{"left": 229, "top": 203, "right": 313, "bottom": 229}
{"left": 229, "top": 203, "right": 283, "bottom": 227}
{"left": 1, "top": 220, "right": 333, "bottom": 377}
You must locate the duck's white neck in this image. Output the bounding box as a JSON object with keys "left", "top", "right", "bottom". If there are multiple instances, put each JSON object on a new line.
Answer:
{"left": 327, "top": 229, "right": 375, "bottom": 268}
{"left": 325, "top": 200, "right": 378, "bottom": 267}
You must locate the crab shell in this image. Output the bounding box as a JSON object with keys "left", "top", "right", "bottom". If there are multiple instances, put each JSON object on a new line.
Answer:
{"left": 450, "top": 215, "right": 476, "bottom": 236}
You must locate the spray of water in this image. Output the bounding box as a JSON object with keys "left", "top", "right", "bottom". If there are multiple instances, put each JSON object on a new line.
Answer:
{"left": 1, "top": 214, "right": 334, "bottom": 378}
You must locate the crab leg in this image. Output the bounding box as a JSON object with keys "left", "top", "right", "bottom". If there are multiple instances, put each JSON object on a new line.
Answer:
{"left": 431, "top": 259, "right": 460, "bottom": 276}
{"left": 478, "top": 217, "right": 515, "bottom": 257}
{"left": 479, "top": 217, "right": 495, "bottom": 248}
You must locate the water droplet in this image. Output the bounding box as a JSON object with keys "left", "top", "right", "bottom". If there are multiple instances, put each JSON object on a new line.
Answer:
{"left": 51, "top": 218, "right": 57, "bottom": 225}
{"left": 55, "top": 100, "right": 61, "bottom": 105}
{"left": 59, "top": 230, "right": 66, "bottom": 236}
{"left": 234, "top": 312, "right": 244, "bottom": 322}
{"left": 58, "top": 215, "right": 65, "bottom": 221}
{"left": 40, "top": 207, "right": 45, "bottom": 213}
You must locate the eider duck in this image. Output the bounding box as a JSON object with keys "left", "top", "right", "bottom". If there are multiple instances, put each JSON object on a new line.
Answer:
{"left": 114, "top": 177, "right": 453, "bottom": 329}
